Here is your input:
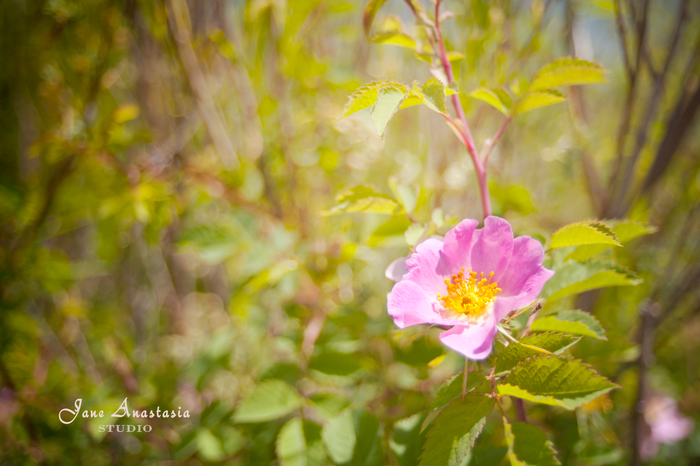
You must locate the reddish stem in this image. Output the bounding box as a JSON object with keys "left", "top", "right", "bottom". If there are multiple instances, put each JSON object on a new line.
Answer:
{"left": 434, "top": 0, "right": 491, "bottom": 218}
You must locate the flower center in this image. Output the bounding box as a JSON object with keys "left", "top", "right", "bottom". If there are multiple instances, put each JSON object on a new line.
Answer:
{"left": 437, "top": 268, "right": 501, "bottom": 321}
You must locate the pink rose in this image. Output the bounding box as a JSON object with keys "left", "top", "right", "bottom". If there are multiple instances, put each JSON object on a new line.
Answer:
{"left": 386, "top": 216, "right": 554, "bottom": 360}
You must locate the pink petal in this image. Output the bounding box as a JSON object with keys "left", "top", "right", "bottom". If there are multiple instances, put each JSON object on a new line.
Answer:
{"left": 497, "top": 236, "right": 554, "bottom": 310}
{"left": 439, "top": 315, "right": 497, "bottom": 360}
{"left": 470, "top": 216, "right": 514, "bottom": 281}
{"left": 385, "top": 255, "right": 409, "bottom": 282}
{"left": 387, "top": 281, "right": 436, "bottom": 328}
{"left": 493, "top": 296, "right": 521, "bottom": 322}
{"left": 403, "top": 238, "right": 449, "bottom": 296}
{"left": 441, "top": 219, "right": 479, "bottom": 272}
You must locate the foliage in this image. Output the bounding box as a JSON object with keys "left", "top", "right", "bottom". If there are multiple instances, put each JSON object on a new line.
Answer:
{"left": 1, "top": 0, "right": 699, "bottom": 465}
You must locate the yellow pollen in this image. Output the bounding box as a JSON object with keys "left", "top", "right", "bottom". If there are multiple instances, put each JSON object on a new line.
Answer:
{"left": 437, "top": 268, "right": 501, "bottom": 320}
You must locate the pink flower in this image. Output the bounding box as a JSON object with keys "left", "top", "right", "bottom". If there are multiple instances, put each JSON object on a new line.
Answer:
{"left": 641, "top": 396, "right": 694, "bottom": 460}
{"left": 386, "top": 216, "right": 554, "bottom": 360}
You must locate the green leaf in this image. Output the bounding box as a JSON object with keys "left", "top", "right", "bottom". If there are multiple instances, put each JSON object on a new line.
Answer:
{"left": 362, "top": 0, "right": 389, "bottom": 36}
{"left": 405, "top": 223, "right": 426, "bottom": 247}
{"left": 419, "top": 79, "right": 449, "bottom": 114}
{"left": 310, "top": 351, "right": 362, "bottom": 376}
{"left": 611, "top": 219, "right": 657, "bottom": 243}
{"left": 564, "top": 220, "right": 656, "bottom": 261}
{"left": 233, "top": 380, "right": 302, "bottom": 423}
{"left": 369, "top": 215, "right": 413, "bottom": 247}
{"left": 322, "top": 408, "right": 384, "bottom": 466}
{"left": 494, "top": 333, "right": 581, "bottom": 376}
{"left": 467, "top": 447, "right": 508, "bottom": 466}
{"left": 344, "top": 81, "right": 405, "bottom": 117}
{"left": 390, "top": 414, "right": 427, "bottom": 466}
{"left": 370, "top": 31, "right": 417, "bottom": 48}
{"left": 530, "top": 310, "right": 607, "bottom": 341}
{"left": 469, "top": 88, "right": 512, "bottom": 115}
{"left": 496, "top": 355, "right": 618, "bottom": 409}
{"left": 544, "top": 261, "right": 642, "bottom": 301}
{"left": 489, "top": 183, "right": 536, "bottom": 216}
{"left": 503, "top": 420, "right": 560, "bottom": 466}
{"left": 323, "top": 186, "right": 401, "bottom": 216}
{"left": 197, "top": 428, "right": 225, "bottom": 462}
{"left": 276, "top": 418, "right": 326, "bottom": 466}
{"left": 530, "top": 57, "right": 606, "bottom": 91}
{"left": 547, "top": 221, "right": 620, "bottom": 250}
{"left": 372, "top": 87, "right": 408, "bottom": 136}
{"left": 514, "top": 90, "right": 564, "bottom": 114}
{"left": 419, "top": 394, "right": 495, "bottom": 466}
{"left": 430, "top": 373, "right": 488, "bottom": 412}
{"left": 322, "top": 409, "right": 355, "bottom": 464}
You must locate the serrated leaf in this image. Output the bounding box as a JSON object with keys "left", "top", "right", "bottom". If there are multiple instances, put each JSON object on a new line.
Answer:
{"left": 530, "top": 310, "right": 607, "bottom": 340}
{"left": 420, "top": 79, "right": 449, "bottom": 114}
{"left": 530, "top": 57, "right": 606, "bottom": 91}
{"left": 423, "top": 397, "right": 495, "bottom": 463}
{"left": 362, "top": 0, "right": 389, "bottom": 36}
{"left": 430, "top": 373, "right": 488, "bottom": 412}
{"left": 344, "top": 81, "right": 405, "bottom": 117}
{"left": 234, "top": 380, "right": 302, "bottom": 423}
{"left": 564, "top": 220, "right": 656, "bottom": 261}
{"left": 323, "top": 186, "right": 401, "bottom": 216}
{"left": 419, "top": 394, "right": 495, "bottom": 466}
{"left": 544, "top": 261, "right": 642, "bottom": 301}
{"left": 514, "top": 90, "right": 564, "bottom": 114}
{"left": 390, "top": 414, "right": 427, "bottom": 466}
{"left": 277, "top": 418, "right": 326, "bottom": 466}
{"left": 370, "top": 31, "right": 417, "bottom": 48}
{"left": 469, "top": 88, "right": 512, "bottom": 115}
{"left": 503, "top": 420, "right": 560, "bottom": 466}
{"left": 547, "top": 221, "right": 620, "bottom": 250}
{"left": 495, "top": 333, "right": 581, "bottom": 376}
{"left": 496, "top": 355, "right": 618, "bottom": 409}
{"left": 372, "top": 87, "right": 408, "bottom": 136}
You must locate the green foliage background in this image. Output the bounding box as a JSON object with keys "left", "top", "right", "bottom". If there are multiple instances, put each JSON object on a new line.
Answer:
{"left": 1, "top": 0, "right": 699, "bottom": 464}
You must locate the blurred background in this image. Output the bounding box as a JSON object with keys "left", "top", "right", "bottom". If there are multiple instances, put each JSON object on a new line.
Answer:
{"left": 1, "top": 0, "right": 700, "bottom": 464}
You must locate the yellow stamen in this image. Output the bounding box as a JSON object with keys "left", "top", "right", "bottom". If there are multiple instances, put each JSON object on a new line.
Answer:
{"left": 437, "top": 268, "right": 501, "bottom": 322}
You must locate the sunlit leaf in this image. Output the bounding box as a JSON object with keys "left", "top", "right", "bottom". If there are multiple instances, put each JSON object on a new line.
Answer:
{"left": 469, "top": 87, "right": 512, "bottom": 115}
{"left": 362, "top": 0, "right": 389, "bottom": 36}
{"left": 514, "top": 90, "right": 564, "bottom": 114}
{"left": 372, "top": 87, "right": 408, "bottom": 136}
{"left": 503, "top": 420, "right": 560, "bottom": 466}
{"left": 530, "top": 310, "right": 607, "bottom": 340}
{"left": 370, "top": 31, "right": 416, "bottom": 48}
{"left": 547, "top": 221, "right": 620, "bottom": 250}
{"left": 323, "top": 186, "right": 401, "bottom": 216}
{"left": 544, "top": 261, "right": 642, "bottom": 301}
{"left": 530, "top": 57, "right": 606, "bottom": 91}
{"left": 344, "top": 81, "right": 406, "bottom": 117}
{"left": 497, "top": 355, "right": 618, "bottom": 409}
